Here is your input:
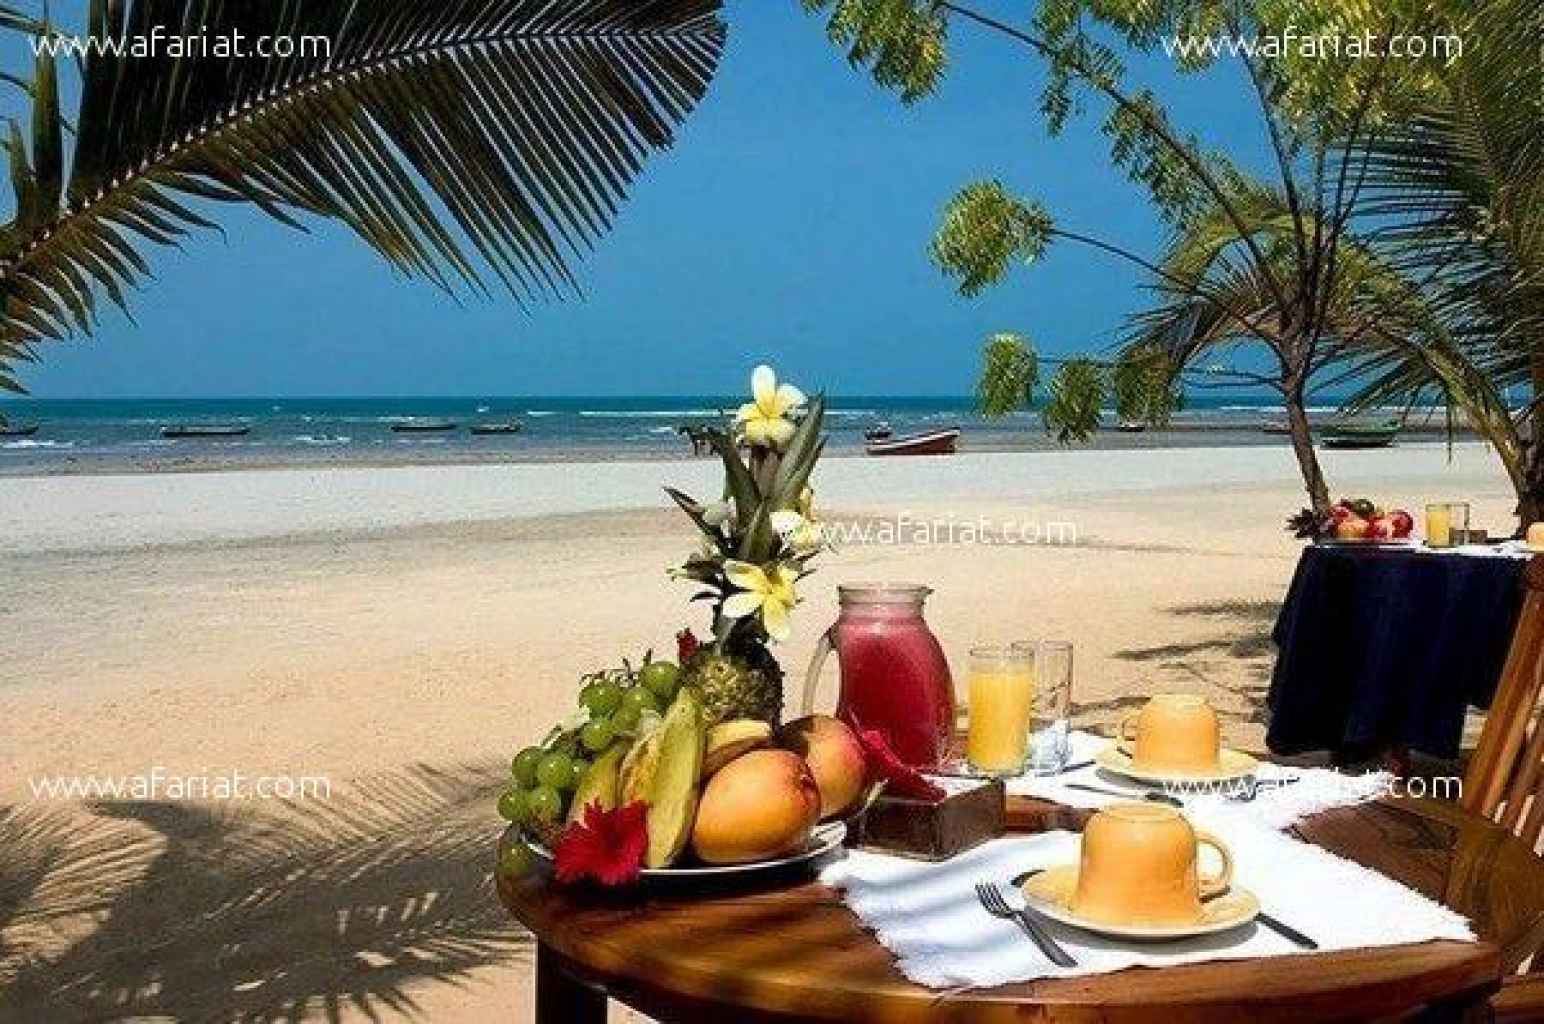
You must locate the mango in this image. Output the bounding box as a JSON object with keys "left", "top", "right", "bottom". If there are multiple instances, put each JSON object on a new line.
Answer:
{"left": 692, "top": 749, "right": 821, "bottom": 865}
{"left": 777, "top": 714, "right": 868, "bottom": 819}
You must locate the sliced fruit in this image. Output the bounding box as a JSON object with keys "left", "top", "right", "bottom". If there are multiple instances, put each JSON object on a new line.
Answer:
{"left": 620, "top": 689, "right": 706, "bottom": 868}
{"left": 701, "top": 719, "right": 774, "bottom": 778}
{"left": 567, "top": 743, "right": 628, "bottom": 824}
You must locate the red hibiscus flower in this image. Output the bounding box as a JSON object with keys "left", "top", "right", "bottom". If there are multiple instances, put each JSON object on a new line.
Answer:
{"left": 554, "top": 801, "right": 649, "bottom": 886}
{"left": 857, "top": 729, "right": 946, "bottom": 802}
{"left": 676, "top": 628, "right": 702, "bottom": 663}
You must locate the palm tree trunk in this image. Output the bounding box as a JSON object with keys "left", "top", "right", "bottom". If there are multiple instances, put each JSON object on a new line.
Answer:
{"left": 1284, "top": 383, "right": 1332, "bottom": 516}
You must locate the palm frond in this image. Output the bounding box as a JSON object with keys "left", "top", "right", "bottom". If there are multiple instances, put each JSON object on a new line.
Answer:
{"left": 0, "top": 0, "right": 726, "bottom": 385}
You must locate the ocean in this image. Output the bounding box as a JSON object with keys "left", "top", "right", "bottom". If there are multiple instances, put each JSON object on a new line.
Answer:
{"left": 0, "top": 395, "right": 1440, "bottom": 473}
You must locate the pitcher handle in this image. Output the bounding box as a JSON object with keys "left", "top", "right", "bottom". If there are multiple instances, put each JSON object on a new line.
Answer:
{"left": 802, "top": 627, "right": 836, "bottom": 716}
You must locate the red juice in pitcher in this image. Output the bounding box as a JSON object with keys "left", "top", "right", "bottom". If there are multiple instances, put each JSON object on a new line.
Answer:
{"left": 802, "top": 584, "right": 955, "bottom": 767}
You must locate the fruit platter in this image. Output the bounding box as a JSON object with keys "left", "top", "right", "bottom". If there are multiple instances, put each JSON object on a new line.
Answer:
{"left": 496, "top": 367, "right": 941, "bottom": 890}
{"left": 1293, "top": 497, "right": 1416, "bottom": 544}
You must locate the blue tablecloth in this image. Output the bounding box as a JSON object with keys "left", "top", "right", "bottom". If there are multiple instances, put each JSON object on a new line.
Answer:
{"left": 1267, "top": 545, "right": 1527, "bottom": 761}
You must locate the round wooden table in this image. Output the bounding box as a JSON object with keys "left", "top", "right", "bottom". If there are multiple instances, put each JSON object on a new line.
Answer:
{"left": 497, "top": 796, "right": 1544, "bottom": 1023}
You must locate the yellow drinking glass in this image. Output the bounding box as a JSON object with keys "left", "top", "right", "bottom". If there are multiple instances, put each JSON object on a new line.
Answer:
{"left": 1426, "top": 502, "right": 1469, "bottom": 549}
{"left": 966, "top": 645, "right": 1035, "bottom": 777}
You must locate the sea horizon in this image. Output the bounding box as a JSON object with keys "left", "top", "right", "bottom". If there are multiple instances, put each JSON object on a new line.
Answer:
{"left": 0, "top": 392, "right": 1474, "bottom": 476}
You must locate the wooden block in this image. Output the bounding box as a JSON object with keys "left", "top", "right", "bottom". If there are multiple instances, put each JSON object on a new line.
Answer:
{"left": 848, "top": 776, "right": 1006, "bottom": 860}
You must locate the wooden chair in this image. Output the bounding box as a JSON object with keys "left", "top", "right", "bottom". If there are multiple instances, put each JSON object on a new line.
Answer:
{"left": 1456, "top": 556, "right": 1544, "bottom": 1022}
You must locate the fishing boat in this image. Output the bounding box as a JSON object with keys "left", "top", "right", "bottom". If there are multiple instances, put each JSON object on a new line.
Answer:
{"left": 0, "top": 422, "right": 40, "bottom": 438}
{"left": 863, "top": 422, "right": 894, "bottom": 442}
{"left": 1260, "top": 418, "right": 1293, "bottom": 435}
{"left": 161, "top": 424, "right": 250, "bottom": 439}
{"left": 865, "top": 427, "right": 961, "bottom": 457}
{"left": 391, "top": 419, "right": 458, "bottom": 433}
{"left": 469, "top": 421, "right": 523, "bottom": 436}
{"left": 1116, "top": 420, "right": 1147, "bottom": 433}
{"left": 1321, "top": 419, "right": 1401, "bottom": 450}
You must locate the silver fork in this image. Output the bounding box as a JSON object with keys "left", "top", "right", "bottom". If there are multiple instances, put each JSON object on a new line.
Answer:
{"left": 974, "top": 882, "right": 1078, "bottom": 968}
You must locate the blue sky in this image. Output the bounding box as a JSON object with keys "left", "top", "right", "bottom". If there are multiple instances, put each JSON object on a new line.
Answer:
{"left": 15, "top": 1, "right": 1269, "bottom": 399}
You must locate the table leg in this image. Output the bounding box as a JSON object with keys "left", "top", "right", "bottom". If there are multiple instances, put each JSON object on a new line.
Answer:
{"left": 536, "top": 942, "right": 607, "bottom": 1024}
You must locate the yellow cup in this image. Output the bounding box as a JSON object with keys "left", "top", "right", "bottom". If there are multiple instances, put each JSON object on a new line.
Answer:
{"left": 1118, "top": 694, "right": 1222, "bottom": 773}
{"left": 1072, "top": 802, "right": 1233, "bottom": 926}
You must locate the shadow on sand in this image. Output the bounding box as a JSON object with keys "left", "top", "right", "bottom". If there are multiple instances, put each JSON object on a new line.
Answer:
{"left": 1104, "top": 599, "right": 1282, "bottom": 729}
{"left": 0, "top": 763, "right": 529, "bottom": 1023}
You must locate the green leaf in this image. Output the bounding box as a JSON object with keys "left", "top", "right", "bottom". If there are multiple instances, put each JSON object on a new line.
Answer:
{"left": 976, "top": 333, "right": 1039, "bottom": 419}
{"left": 769, "top": 394, "right": 826, "bottom": 507}
{"left": 1043, "top": 358, "right": 1105, "bottom": 444}
{"left": 0, "top": 0, "right": 728, "bottom": 391}
{"left": 802, "top": 0, "right": 948, "bottom": 103}
{"left": 931, "top": 182, "right": 1053, "bottom": 297}
{"left": 707, "top": 429, "right": 761, "bottom": 527}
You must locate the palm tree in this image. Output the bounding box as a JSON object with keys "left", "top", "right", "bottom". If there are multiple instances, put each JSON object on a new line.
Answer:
{"left": 1334, "top": 0, "right": 1544, "bottom": 526}
{"left": 803, "top": 0, "right": 1528, "bottom": 518}
{"left": 0, "top": 0, "right": 726, "bottom": 395}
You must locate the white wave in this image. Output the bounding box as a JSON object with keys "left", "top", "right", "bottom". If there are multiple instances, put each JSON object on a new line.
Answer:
{"left": 577, "top": 409, "right": 723, "bottom": 418}
{"left": 296, "top": 435, "right": 351, "bottom": 446}
{"left": 647, "top": 426, "right": 677, "bottom": 435}
{"left": 1, "top": 439, "right": 74, "bottom": 450}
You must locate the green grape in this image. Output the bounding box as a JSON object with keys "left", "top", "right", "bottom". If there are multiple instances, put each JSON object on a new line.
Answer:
{"left": 536, "top": 751, "right": 576, "bottom": 791}
{"left": 498, "top": 843, "right": 535, "bottom": 876}
{"left": 496, "top": 788, "right": 528, "bottom": 822}
{"left": 639, "top": 661, "right": 681, "bottom": 700}
{"left": 527, "top": 786, "right": 563, "bottom": 822}
{"left": 583, "top": 679, "right": 624, "bottom": 716}
{"left": 620, "top": 686, "right": 659, "bottom": 716}
{"left": 511, "top": 747, "right": 544, "bottom": 788}
{"left": 612, "top": 704, "right": 642, "bottom": 734}
{"left": 581, "top": 718, "right": 616, "bottom": 752}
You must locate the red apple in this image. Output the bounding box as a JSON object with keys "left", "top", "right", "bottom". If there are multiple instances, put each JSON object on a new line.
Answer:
{"left": 1390, "top": 510, "right": 1414, "bottom": 538}
{"left": 1369, "top": 518, "right": 1396, "bottom": 541}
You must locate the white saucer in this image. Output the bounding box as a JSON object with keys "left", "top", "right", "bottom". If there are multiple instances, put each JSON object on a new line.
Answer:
{"left": 1022, "top": 865, "right": 1260, "bottom": 940}
{"left": 1095, "top": 745, "right": 1259, "bottom": 785}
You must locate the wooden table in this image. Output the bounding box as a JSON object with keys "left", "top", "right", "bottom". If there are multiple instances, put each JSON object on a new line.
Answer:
{"left": 497, "top": 796, "right": 1544, "bottom": 1023}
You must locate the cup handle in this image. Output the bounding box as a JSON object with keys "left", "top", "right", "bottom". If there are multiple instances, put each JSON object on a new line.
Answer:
{"left": 801, "top": 627, "right": 836, "bottom": 717}
{"left": 1117, "top": 711, "right": 1140, "bottom": 756}
{"left": 1194, "top": 830, "right": 1234, "bottom": 898}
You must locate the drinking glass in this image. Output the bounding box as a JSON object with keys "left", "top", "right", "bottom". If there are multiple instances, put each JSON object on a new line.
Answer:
{"left": 1426, "top": 502, "right": 1470, "bottom": 549}
{"left": 965, "top": 645, "right": 1035, "bottom": 777}
{"left": 1015, "top": 640, "right": 1074, "bottom": 775}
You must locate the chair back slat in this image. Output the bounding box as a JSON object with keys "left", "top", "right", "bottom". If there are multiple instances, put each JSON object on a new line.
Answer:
{"left": 1464, "top": 557, "right": 1544, "bottom": 827}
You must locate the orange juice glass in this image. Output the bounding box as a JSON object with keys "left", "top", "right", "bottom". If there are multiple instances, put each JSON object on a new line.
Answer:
{"left": 966, "top": 645, "right": 1035, "bottom": 777}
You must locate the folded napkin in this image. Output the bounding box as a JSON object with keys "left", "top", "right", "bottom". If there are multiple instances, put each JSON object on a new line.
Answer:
{"left": 822, "top": 823, "right": 1474, "bottom": 988}
{"left": 1004, "top": 730, "right": 1393, "bottom": 831}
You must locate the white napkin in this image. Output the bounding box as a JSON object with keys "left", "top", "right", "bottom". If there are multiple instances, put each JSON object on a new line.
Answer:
{"left": 1004, "top": 731, "right": 1393, "bottom": 831}
{"left": 822, "top": 823, "right": 1474, "bottom": 988}
{"left": 1414, "top": 541, "right": 1533, "bottom": 560}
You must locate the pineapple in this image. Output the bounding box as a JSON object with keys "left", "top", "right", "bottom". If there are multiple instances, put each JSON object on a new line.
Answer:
{"left": 681, "top": 643, "right": 784, "bottom": 727}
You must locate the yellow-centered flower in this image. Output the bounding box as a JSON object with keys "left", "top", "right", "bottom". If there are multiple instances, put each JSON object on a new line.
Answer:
{"left": 721, "top": 559, "right": 799, "bottom": 641}
{"left": 734, "top": 365, "right": 806, "bottom": 450}
{"left": 771, "top": 508, "right": 824, "bottom": 557}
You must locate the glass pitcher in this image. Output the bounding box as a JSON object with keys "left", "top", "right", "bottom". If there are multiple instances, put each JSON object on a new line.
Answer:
{"left": 802, "top": 584, "right": 955, "bottom": 767}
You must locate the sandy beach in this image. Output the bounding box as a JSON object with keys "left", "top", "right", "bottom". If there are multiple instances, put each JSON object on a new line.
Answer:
{"left": 0, "top": 442, "right": 1517, "bottom": 1022}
